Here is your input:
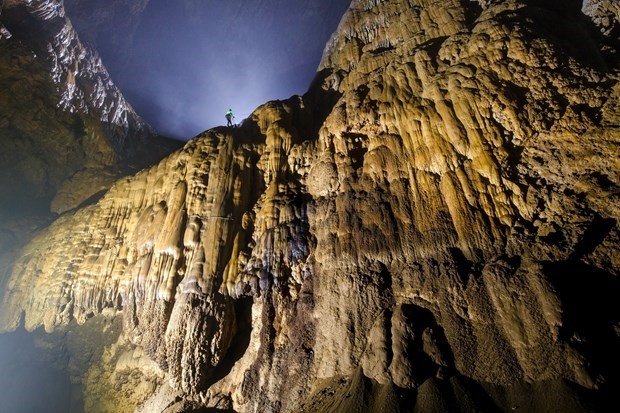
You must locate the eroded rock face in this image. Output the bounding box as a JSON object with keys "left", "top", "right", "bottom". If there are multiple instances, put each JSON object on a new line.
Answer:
{"left": 0, "top": 0, "right": 180, "bottom": 224}
{"left": 1, "top": 0, "right": 149, "bottom": 145}
{"left": 1, "top": 0, "right": 619, "bottom": 412}
{"left": 583, "top": 0, "right": 620, "bottom": 38}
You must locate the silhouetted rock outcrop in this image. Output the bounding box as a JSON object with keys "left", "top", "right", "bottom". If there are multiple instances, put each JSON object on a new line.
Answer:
{"left": 0, "top": 1, "right": 618, "bottom": 412}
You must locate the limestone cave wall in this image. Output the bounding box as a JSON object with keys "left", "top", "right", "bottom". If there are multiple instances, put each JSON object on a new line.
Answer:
{"left": 0, "top": 0, "right": 618, "bottom": 412}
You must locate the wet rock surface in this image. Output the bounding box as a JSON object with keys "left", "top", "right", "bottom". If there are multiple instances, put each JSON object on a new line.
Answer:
{"left": 0, "top": 0, "right": 619, "bottom": 412}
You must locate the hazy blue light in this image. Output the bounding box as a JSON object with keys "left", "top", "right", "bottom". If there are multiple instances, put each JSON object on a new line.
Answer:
{"left": 0, "top": 329, "right": 76, "bottom": 412}
{"left": 97, "top": 0, "right": 351, "bottom": 140}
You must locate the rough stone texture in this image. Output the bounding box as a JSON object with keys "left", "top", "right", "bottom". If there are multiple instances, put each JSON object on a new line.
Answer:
{"left": 0, "top": 0, "right": 149, "bottom": 146}
{"left": 583, "top": 0, "right": 620, "bottom": 37}
{"left": 0, "top": 0, "right": 182, "bottom": 301}
{"left": 1, "top": 0, "right": 619, "bottom": 412}
{"left": 0, "top": 0, "right": 180, "bottom": 218}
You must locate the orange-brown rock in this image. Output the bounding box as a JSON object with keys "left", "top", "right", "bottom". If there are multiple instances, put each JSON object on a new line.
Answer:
{"left": 0, "top": 0, "right": 618, "bottom": 412}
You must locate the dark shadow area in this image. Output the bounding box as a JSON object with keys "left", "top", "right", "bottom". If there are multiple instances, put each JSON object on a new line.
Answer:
{"left": 0, "top": 328, "right": 82, "bottom": 413}
{"left": 521, "top": 0, "right": 583, "bottom": 14}
{"left": 342, "top": 132, "right": 368, "bottom": 170}
{"left": 71, "top": 188, "right": 108, "bottom": 211}
{"left": 513, "top": 1, "right": 610, "bottom": 73}
{"left": 0, "top": 5, "right": 66, "bottom": 53}
{"left": 303, "top": 68, "right": 345, "bottom": 137}
{"left": 205, "top": 297, "right": 254, "bottom": 388}
{"left": 568, "top": 216, "right": 616, "bottom": 260}
{"left": 463, "top": 0, "right": 483, "bottom": 29}
{"left": 401, "top": 303, "right": 456, "bottom": 381}
{"left": 404, "top": 375, "right": 503, "bottom": 413}
{"left": 543, "top": 257, "right": 619, "bottom": 409}
{"left": 448, "top": 247, "right": 487, "bottom": 283}
{"left": 298, "top": 367, "right": 609, "bottom": 413}
{"left": 483, "top": 378, "right": 608, "bottom": 413}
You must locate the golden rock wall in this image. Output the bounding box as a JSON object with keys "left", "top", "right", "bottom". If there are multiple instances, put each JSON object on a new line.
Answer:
{"left": 1, "top": 0, "right": 618, "bottom": 411}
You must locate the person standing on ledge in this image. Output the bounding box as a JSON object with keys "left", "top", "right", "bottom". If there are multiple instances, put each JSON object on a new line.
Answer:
{"left": 225, "top": 108, "right": 235, "bottom": 127}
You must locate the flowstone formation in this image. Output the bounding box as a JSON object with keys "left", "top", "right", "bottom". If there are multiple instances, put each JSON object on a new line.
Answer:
{"left": 0, "top": 0, "right": 181, "bottom": 305}
{"left": 1, "top": 0, "right": 619, "bottom": 412}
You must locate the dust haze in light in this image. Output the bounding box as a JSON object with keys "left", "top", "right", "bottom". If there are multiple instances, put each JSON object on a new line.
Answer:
{"left": 96, "top": 0, "right": 350, "bottom": 140}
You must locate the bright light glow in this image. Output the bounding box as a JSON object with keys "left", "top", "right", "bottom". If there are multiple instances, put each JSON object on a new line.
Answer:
{"left": 94, "top": 0, "right": 351, "bottom": 140}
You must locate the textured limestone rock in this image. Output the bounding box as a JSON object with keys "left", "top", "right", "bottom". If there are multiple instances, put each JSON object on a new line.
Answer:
{"left": 0, "top": 0, "right": 148, "bottom": 143}
{"left": 1, "top": 0, "right": 619, "bottom": 412}
{"left": 583, "top": 0, "right": 620, "bottom": 37}
{"left": 0, "top": 0, "right": 180, "bottom": 220}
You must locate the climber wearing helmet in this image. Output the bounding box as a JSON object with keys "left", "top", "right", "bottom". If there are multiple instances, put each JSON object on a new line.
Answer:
{"left": 225, "top": 108, "right": 235, "bottom": 127}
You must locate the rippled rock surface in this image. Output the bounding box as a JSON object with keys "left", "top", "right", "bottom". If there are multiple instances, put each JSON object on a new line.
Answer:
{"left": 1, "top": 0, "right": 619, "bottom": 412}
